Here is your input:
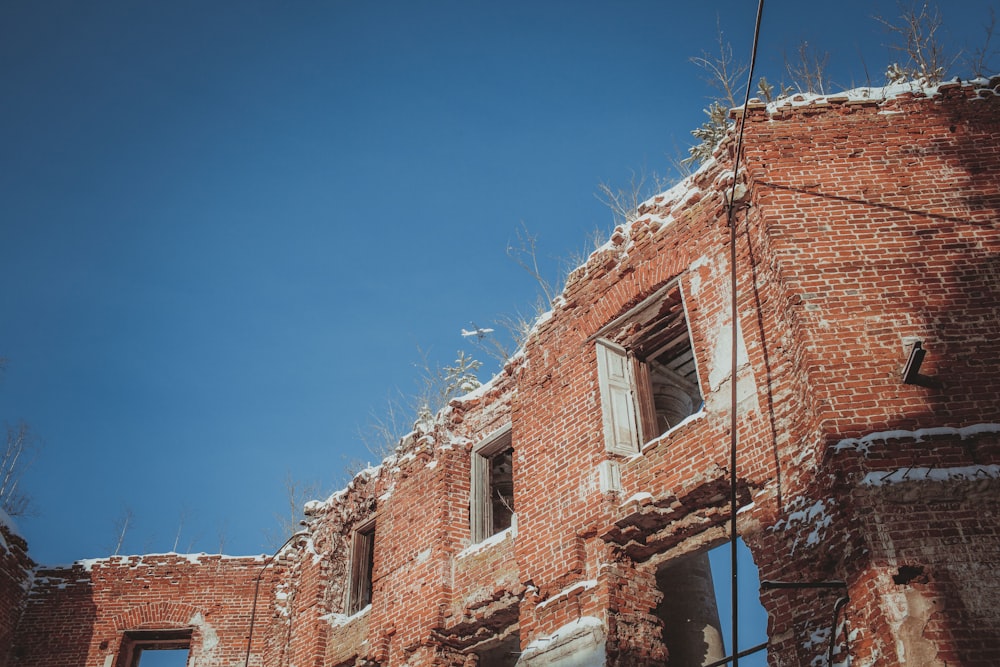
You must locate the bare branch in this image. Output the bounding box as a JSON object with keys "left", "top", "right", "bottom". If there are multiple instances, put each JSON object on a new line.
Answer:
{"left": 171, "top": 505, "right": 189, "bottom": 552}
{"left": 0, "top": 421, "right": 36, "bottom": 517}
{"left": 685, "top": 20, "right": 748, "bottom": 166}
{"left": 784, "top": 41, "right": 831, "bottom": 94}
{"left": 966, "top": 7, "right": 998, "bottom": 78}
{"left": 689, "top": 17, "right": 749, "bottom": 108}
{"left": 216, "top": 519, "right": 229, "bottom": 555}
{"left": 264, "top": 473, "right": 329, "bottom": 549}
{"left": 595, "top": 170, "right": 669, "bottom": 226}
{"left": 506, "top": 222, "right": 556, "bottom": 305}
{"left": 110, "top": 505, "right": 134, "bottom": 556}
{"left": 876, "top": 2, "right": 953, "bottom": 84}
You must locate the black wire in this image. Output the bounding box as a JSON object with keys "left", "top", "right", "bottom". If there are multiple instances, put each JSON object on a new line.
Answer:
{"left": 728, "top": 2, "right": 765, "bottom": 666}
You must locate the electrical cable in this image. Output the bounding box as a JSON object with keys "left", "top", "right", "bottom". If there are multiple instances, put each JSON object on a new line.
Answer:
{"left": 244, "top": 530, "right": 309, "bottom": 667}
{"left": 727, "top": 2, "right": 765, "bottom": 665}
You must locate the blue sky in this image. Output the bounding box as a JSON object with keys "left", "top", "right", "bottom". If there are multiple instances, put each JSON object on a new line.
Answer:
{"left": 1, "top": 0, "right": 995, "bottom": 576}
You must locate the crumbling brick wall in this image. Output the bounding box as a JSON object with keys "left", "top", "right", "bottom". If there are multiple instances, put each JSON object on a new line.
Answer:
{"left": 7, "top": 80, "right": 1000, "bottom": 667}
{"left": 0, "top": 521, "right": 32, "bottom": 667}
{"left": 12, "top": 554, "right": 273, "bottom": 667}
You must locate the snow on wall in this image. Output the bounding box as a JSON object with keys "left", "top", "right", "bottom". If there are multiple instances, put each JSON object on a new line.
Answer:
{"left": 520, "top": 616, "right": 605, "bottom": 667}
{"left": 833, "top": 423, "right": 1000, "bottom": 455}
{"left": 861, "top": 464, "right": 1000, "bottom": 487}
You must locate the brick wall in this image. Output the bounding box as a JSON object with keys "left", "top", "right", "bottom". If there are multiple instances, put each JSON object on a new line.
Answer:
{"left": 13, "top": 553, "right": 272, "bottom": 667}
{"left": 0, "top": 520, "right": 32, "bottom": 667}
{"left": 8, "top": 79, "right": 1000, "bottom": 667}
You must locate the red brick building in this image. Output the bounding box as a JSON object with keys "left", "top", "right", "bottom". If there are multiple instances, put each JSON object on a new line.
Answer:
{"left": 2, "top": 79, "right": 999, "bottom": 667}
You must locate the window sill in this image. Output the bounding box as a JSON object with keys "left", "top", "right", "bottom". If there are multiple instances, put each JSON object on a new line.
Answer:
{"left": 457, "top": 523, "right": 516, "bottom": 559}
{"left": 324, "top": 603, "right": 371, "bottom": 627}
{"left": 636, "top": 409, "right": 707, "bottom": 457}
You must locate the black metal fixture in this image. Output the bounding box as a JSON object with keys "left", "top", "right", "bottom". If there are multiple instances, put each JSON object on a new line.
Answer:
{"left": 902, "top": 340, "right": 926, "bottom": 384}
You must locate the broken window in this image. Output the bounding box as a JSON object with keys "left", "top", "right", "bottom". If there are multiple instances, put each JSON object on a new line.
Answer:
{"left": 595, "top": 282, "right": 702, "bottom": 454}
{"left": 114, "top": 629, "right": 191, "bottom": 667}
{"left": 346, "top": 517, "right": 376, "bottom": 615}
{"left": 470, "top": 425, "right": 514, "bottom": 543}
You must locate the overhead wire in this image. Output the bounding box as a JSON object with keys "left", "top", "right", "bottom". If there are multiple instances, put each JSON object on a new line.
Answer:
{"left": 727, "top": 1, "right": 766, "bottom": 665}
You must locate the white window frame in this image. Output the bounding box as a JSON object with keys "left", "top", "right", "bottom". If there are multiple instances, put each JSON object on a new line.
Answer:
{"left": 596, "top": 339, "right": 643, "bottom": 454}
{"left": 470, "top": 424, "right": 514, "bottom": 544}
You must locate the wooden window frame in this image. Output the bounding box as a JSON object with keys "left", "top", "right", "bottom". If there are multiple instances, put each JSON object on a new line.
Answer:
{"left": 346, "top": 517, "right": 376, "bottom": 615}
{"left": 594, "top": 281, "right": 702, "bottom": 453}
{"left": 470, "top": 424, "right": 514, "bottom": 544}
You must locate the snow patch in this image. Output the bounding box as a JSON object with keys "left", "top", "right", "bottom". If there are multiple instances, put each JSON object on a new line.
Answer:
{"left": 771, "top": 498, "right": 834, "bottom": 552}
{"left": 638, "top": 410, "right": 706, "bottom": 453}
{"left": 456, "top": 524, "right": 514, "bottom": 559}
{"left": 521, "top": 615, "right": 605, "bottom": 663}
{"left": 862, "top": 464, "right": 1000, "bottom": 487}
{"left": 620, "top": 491, "right": 653, "bottom": 506}
{"left": 0, "top": 509, "right": 22, "bottom": 543}
{"left": 536, "top": 580, "right": 598, "bottom": 609}
{"left": 323, "top": 603, "right": 371, "bottom": 627}
{"left": 833, "top": 423, "right": 1000, "bottom": 455}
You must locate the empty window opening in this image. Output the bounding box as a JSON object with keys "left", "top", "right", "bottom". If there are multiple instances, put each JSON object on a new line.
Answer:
{"left": 346, "top": 518, "right": 376, "bottom": 615}
{"left": 136, "top": 649, "right": 190, "bottom": 667}
{"left": 473, "top": 634, "right": 520, "bottom": 667}
{"left": 596, "top": 283, "right": 702, "bottom": 453}
{"left": 471, "top": 425, "right": 515, "bottom": 543}
{"left": 116, "top": 629, "right": 191, "bottom": 667}
{"left": 656, "top": 551, "right": 726, "bottom": 666}
{"left": 655, "top": 540, "right": 768, "bottom": 666}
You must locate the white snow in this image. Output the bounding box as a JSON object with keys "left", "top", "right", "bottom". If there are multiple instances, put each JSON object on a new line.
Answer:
{"left": 323, "top": 603, "right": 371, "bottom": 627}
{"left": 862, "top": 464, "right": 1000, "bottom": 487}
{"left": 771, "top": 498, "right": 833, "bottom": 552}
{"left": 638, "top": 410, "right": 706, "bottom": 454}
{"left": 0, "top": 508, "right": 22, "bottom": 542}
{"left": 72, "top": 551, "right": 267, "bottom": 572}
{"left": 833, "top": 423, "right": 1000, "bottom": 455}
{"left": 456, "top": 524, "right": 515, "bottom": 559}
{"left": 521, "top": 615, "right": 605, "bottom": 654}
{"left": 536, "top": 579, "right": 598, "bottom": 609}
{"left": 758, "top": 77, "right": 997, "bottom": 116}
{"left": 620, "top": 491, "right": 653, "bottom": 506}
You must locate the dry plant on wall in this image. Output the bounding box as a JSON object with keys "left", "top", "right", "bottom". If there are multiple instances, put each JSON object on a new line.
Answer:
{"left": 108, "top": 505, "right": 135, "bottom": 556}
{"left": 264, "top": 473, "right": 330, "bottom": 549}
{"left": 595, "top": 169, "right": 671, "bottom": 227}
{"left": 784, "top": 41, "right": 831, "bottom": 94}
{"left": 877, "top": 1, "right": 953, "bottom": 84}
{"left": 464, "top": 221, "right": 610, "bottom": 367}
{"left": 0, "top": 358, "right": 38, "bottom": 518}
{"left": 0, "top": 421, "right": 36, "bottom": 518}
{"left": 966, "top": 8, "right": 998, "bottom": 77}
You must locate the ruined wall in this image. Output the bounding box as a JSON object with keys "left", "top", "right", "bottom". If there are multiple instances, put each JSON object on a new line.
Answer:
{"left": 737, "top": 81, "right": 1000, "bottom": 667}
{"left": 8, "top": 80, "right": 1000, "bottom": 667}
{"left": 270, "top": 371, "right": 521, "bottom": 667}
{"left": 12, "top": 553, "right": 271, "bottom": 667}
{"left": 0, "top": 520, "right": 32, "bottom": 667}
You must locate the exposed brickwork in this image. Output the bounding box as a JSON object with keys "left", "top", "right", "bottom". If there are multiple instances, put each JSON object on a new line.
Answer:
{"left": 12, "top": 553, "right": 272, "bottom": 667}
{"left": 0, "top": 522, "right": 32, "bottom": 667}
{"left": 5, "top": 79, "right": 1000, "bottom": 666}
